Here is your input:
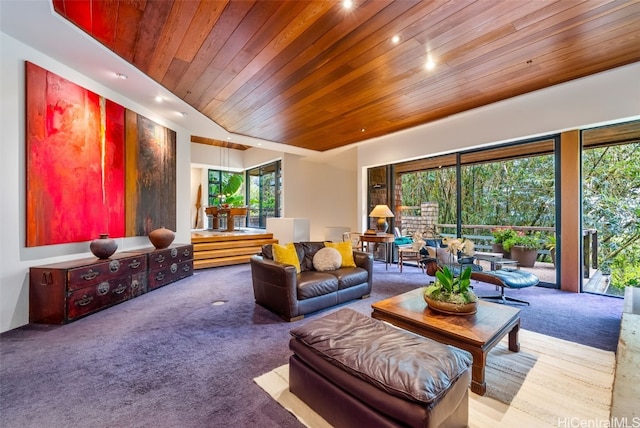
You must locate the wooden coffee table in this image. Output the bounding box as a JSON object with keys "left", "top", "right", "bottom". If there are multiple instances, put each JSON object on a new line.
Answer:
{"left": 371, "top": 288, "right": 521, "bottom": 395}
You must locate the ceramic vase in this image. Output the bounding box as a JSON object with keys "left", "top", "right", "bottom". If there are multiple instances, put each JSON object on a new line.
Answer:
{"left": 90, "top": 234, "right": 118, "bottom": 259}
{"left": 148, "top": 227, "right": 175, "bottom": 249}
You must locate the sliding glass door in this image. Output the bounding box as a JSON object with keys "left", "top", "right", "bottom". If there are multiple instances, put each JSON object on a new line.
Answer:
{"left": 392, "top": 138, "right": 558, "bottom": 287}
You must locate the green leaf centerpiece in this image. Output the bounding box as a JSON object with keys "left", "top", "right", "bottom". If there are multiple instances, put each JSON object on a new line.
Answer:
{"left": 424, "top": 265, "right": 478, "bottom": 315}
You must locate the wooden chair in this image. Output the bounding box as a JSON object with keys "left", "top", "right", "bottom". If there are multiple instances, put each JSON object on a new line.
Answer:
{"left": 342, "top": 232, "right": 364, "bottom": 251}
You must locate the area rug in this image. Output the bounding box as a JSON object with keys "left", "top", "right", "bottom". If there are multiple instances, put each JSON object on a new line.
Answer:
{"left": 254, "top": 329, "right": 615, "bottom": 428}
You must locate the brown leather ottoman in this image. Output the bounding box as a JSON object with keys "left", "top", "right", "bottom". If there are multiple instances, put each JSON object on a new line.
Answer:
{"left": 289, "top": 308, "right": 472, "bottom": 428}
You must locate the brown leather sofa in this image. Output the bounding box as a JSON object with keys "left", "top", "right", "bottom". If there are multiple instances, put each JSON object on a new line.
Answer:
{"left": 250, "top": 242, "right": 373, "bottom": 321}
{"left": 289, "top": 308, "right": 472, "bottom": 427}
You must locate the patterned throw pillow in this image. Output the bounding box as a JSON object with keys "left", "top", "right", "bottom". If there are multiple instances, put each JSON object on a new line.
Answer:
{"left": 324, "top": 241, "right": 356, "bottom": 268}
{"left": 272, "top": 242, "right": 301, "bottom": 273}
{"left": 312, "top": 247, "right": 342, "bottom": 271}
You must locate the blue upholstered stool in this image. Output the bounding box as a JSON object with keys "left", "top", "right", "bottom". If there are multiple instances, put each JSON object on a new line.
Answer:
{"left": 471, "top": 270, "right": 539, "bottom": 305}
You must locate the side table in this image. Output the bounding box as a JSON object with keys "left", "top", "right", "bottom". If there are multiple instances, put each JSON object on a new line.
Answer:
{"left": 359, "top": 233, "right": 395, "bottom": 270}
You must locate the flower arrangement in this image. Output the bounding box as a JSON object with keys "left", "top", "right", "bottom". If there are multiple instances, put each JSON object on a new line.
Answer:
{"left": 424, "top": 265, "right": 477, "bottom": 305}
{"left": 442, "top": 237, "right": 475, "bottom": 257}
{"left": 423, "top": 236, "right": 478, "bottom": 314}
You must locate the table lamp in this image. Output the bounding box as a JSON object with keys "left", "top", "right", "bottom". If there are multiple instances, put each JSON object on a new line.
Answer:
{"left": 369, "top": 205, "right": 394, "bottom": 233}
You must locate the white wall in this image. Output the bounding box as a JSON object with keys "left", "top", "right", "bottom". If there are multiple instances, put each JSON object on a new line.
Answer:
{"left": 242, "top": 147, "right": 283, "bottom": 170}
{"left": 188, "top": 145, "right": 360, "bottom": 240}
{"left": 281, "top": 149, "right": 359, "bottom": 240}
{"left": 0, "top": 33, "right": 193, "bottom": 332}
{"left": 191, "top": 143, "right": 244, "bottom": 171}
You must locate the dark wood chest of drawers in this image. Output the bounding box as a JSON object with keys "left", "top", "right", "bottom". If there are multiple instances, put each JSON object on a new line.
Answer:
{"left": 29, "top": 244, "right": 193, "bottom": 324}
{"left": 29, "top": 253, "right": 148, "bottom": 324}
{"left": 132, "top": 244, "right": 194, "bottom": 290}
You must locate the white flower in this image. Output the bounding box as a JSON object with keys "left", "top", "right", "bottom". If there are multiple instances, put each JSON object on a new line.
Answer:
{"left": 443, "top": 237, "right": 474, "bottom": 256}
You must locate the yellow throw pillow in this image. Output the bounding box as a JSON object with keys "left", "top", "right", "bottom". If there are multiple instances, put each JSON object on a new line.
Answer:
{"left": 272, "top": 242, "right": 301, "bottom": 273}
{"left": 324, "top": 241, "right": 356, "bottom": 268}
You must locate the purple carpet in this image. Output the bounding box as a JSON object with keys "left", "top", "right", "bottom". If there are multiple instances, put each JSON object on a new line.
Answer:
{"left": 0, "top": 262, "right": 623, "bottom": 427}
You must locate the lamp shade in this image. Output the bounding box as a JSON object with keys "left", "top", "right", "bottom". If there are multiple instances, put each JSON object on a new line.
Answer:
{"left": 369, "top": 205, "right": 394, "bottom": 218}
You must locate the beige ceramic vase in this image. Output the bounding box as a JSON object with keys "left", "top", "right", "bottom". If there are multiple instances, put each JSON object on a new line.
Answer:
{"left": 423, "top": 295, "right": 477, "bottom": 316}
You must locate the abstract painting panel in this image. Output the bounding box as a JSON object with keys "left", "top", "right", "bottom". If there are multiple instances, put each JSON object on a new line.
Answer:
{"left": 125, "top": 110, "right": 176, "bottom": 236}
{"left": 26, "top": 61, "right": 125, "bottom": 247}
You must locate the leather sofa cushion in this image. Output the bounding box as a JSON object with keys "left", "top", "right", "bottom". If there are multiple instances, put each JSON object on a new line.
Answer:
{"left": 290, "top": 308, "right": 472, "bottom": 405}
{"left": 332, "top": 267, "right": 368, "bottom": 289}
{"left": 297, "top": 271, "right": 339, "bottom": 299}
{"left": 300, "top": 242, "right": 326, "bottom": 271}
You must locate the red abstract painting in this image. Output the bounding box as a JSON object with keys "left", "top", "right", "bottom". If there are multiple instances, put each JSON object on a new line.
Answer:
{"left": 26, "top": 61, "right": 125, "bottom": 247}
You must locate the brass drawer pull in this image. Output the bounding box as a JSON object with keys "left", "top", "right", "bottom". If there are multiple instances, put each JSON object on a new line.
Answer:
{"left": 182, "top": 264, "right": 191, "bottom": 272}
{"left": 129, "top": 260, "right": 141, "bottom": 269}
{"left": 81, "top": 270, "right": 99, "bottom": 281}
{"left": 113, "top": 283, "right": 127, "bottom": 294}
{"left": 170, "top": 263, "right": 178, "bottom": 273}
{"left": 171, "top": 248, "right": 178, "bottom": 258}
{"left": 76, "top": 295, "right": 93, "bottom": 306}
{"left": 131, "top": 280, "right": 139, "bottom": 290}
{"left": 109, "top": 260, "right": 121, "bottom": 273}
{"left": 155, "top": 255, "right": 165, "bottom": 263}
{"left": 182, "top": 249, "right": 191, "bottom": 257}
{"left": 155, "top": 272, "right": 165, "bottom": 281}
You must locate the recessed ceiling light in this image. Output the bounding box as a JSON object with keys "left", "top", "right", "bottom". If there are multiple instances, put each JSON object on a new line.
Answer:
{"left": 226, "top": 137, "right": 232, "bottom": 141}
{"left": 115, "top": 73, "right": 127, "bottom": 80}
{"left": 391, "top": 35, "right": 402, "bottom": 44}
{"left": 343, "top": 0, "right": 353, "bottom": 9}
{"left": 425, "top": 57, "right": 436, "bottom": 71}
{"left": 154, "top": 96, "right": 163, "bottom": 102}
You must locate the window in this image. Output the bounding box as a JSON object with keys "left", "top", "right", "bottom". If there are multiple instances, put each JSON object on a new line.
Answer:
{"left": 207, "top": 170, "right": 245, "bottom": 207}
{"left": 246, "top": 161, "right": 281, "bottom": 228}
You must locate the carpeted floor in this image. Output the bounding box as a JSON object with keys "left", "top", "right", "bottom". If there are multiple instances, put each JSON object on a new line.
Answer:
{"left": 255, "top": 329, "right": 616, "bottom": 427}
{"left": 0, "top": 262, "right": 624, "bottom": 428}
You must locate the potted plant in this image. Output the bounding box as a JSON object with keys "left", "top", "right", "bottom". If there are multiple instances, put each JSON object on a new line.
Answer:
{"left": 546, "top": 235, "right": 556, "bottom": 267}
{"left": 491, "top": 227, "right": 516, "bottom": 257}
{"left": 504, "top": 232, "right": 540, "bottom": 268}
{"left": 423, "top": 265, "right": 477, "bottom": 315}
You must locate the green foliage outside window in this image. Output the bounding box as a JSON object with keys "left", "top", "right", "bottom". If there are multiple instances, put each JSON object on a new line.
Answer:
{"left": 399, "top": 140, "right": 640, "bottom": 292}
{"left": 583, "top": 143, "right": 640, "bottom": 291}
{"left": 208, "top": 170, "right": 244, "bottom": 207}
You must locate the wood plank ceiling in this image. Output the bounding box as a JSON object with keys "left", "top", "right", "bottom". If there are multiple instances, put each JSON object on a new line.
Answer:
{"left": 52, "top": 0, "right": 640, "bottom": 152}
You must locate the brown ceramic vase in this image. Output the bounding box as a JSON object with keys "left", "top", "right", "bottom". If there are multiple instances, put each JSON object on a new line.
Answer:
{"left": 90, "top": 234, "right": 118, "bottom": 259}
{"left": 148, "top": 227, "right": 175, "bottom": 249}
